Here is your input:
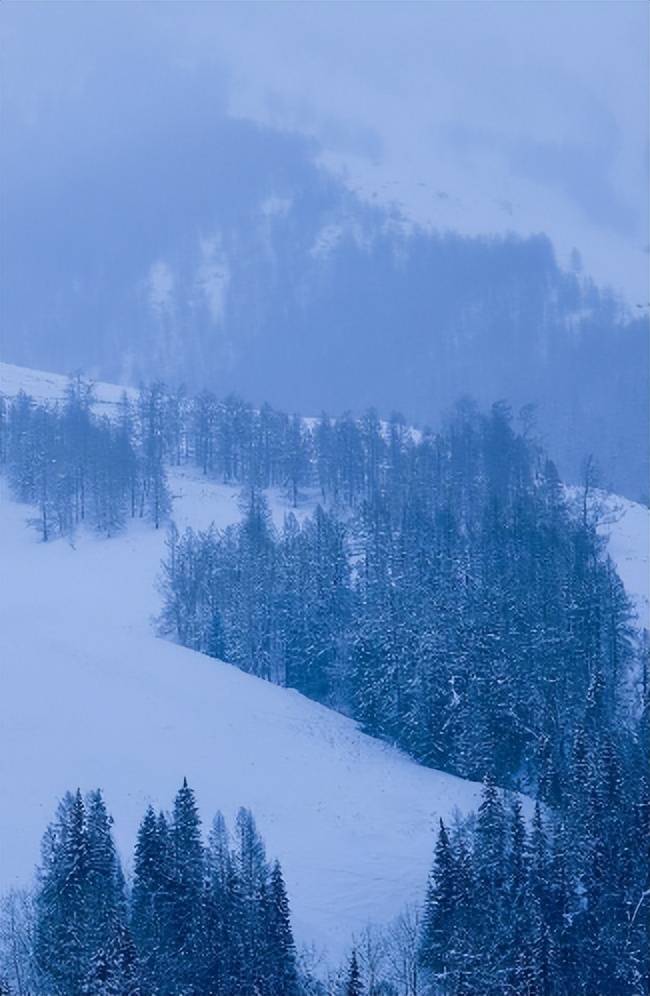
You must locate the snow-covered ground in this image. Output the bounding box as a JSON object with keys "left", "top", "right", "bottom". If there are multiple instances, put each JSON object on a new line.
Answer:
{"left": 1, "top": 361, "right": 647, "bottom": 961}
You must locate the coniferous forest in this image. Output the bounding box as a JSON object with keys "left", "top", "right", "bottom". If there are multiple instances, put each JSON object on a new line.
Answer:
{"left": 0, "top": 378, "right": 647, "bottom": 994}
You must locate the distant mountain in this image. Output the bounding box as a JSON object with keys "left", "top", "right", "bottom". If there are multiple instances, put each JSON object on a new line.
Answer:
{"left": 2, "top": 113, "right": 647, "bottom": 500}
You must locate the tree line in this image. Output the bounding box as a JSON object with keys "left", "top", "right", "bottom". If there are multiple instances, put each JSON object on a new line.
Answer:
{"left": 340, "top": 752, "right": 649, "bottom": 995}
{"left": 0, "top": 380, "right": 170, "bottom": 540}
{"left": 418, "top": 765, "right": 649, "bottom": 996}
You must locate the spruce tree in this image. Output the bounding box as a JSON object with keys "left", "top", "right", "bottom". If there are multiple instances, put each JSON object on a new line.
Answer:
{"left": 86, "top": 791, "right": 126, "bottom": 916}
{"left": 202, "top": 810, "right": 240, "bottom": 995}
{"left": 131, "top": 806, "right": 172, "bottom": 994}
{"left": 420, "top": 820, "right": 458, "bottom": 981}
{"left": 232, "top": 807, "right": 270, "bottom": 992}
{"left": 168, "top": 779, "right": 204, "bottom": 992}
{"left": 262, "top": 861, "right": 299, "bottom": 995}
{"left": 344, "top": 950, "right": 364, "bottom": 996}
{"left": 34, "top": 790, "right": 90, "bottom": 995}
{"left": 472, "top": 776, "right": 507, "bottom": 993}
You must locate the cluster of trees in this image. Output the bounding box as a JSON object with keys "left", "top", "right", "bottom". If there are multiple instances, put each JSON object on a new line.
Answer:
{"left": 330, "top": 753, "right": 650, "bottom": 996}
{"left": 159, "top": 401, "right": 642, "bottom": 797}
{"left": 0, "top": 380, "right": 170, "bottom": 539}
{"left": 419, "top": 766, "right": 649, "bottom": 996}
{"left": 315, "top": 759, "right": 650, "bottom": 996}
{"left": 111, "top": 382, "right": 417, "bottom": 509}
{"left": 1, "top": 782, "right": 299, "bottom": 996}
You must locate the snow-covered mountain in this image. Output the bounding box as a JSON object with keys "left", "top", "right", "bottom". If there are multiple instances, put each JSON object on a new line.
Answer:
{"left": 0, "top": 363, "right": 647, "bottom": 963}
{"left": 3, "top": 86, "right": 648, "bottom": 505}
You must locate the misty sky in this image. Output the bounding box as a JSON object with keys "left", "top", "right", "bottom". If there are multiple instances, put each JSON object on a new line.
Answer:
{"left": 2, "top": 1, "right": 648, "bottom": 301}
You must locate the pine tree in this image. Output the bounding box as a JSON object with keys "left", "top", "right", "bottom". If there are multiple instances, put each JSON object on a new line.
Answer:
{"left": 34, "top": 790, "right": 90, "bottom": 995}
{"left": 233, "top": 807, "right": 269, "bottom": 992}
{"left": 202, "top": 812, "right": 233, "bottom": 995}
{"left": 283, "top": 413, "right": 311, "bottom": 507}
{"left": 138, "top": 383, "right": 171, "bottom": 528}
{"left": 83, "top": 790, "right": 132, "bottom": 994}
{"left": 505, "top": 796, "right": 534, "bottom": 994}
{"left": 131, "top": 806, "right": 172, "bottom": 994}
{"left": 83, "top": 921, "right": 139, "bottom": 996}
{"left": 420, "top": 820, "right": 458, "bottom": 981}
{"left": 472, "top": 775, "right": 507, "bottom": 993}
{"left": 231, "top": 488, "right": 277, "bottom": 679}
{"left": 167, "top": 779, "right": 204, "bottom": 992}
{"left": 261, "top": 861, "right": 299, "bottom": 995}
{"left": 62, "top": 373, "right": 95, "bottom": 526}
{"left": 344, "top": 950, "right": 364, "bottom": 996}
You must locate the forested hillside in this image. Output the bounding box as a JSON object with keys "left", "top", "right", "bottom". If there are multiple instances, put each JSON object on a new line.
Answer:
{"left": 1, "top": 375, "right": 645, "bottom": 792}
{"left": 6, "top": 768, "right": 647, "bottom": 995}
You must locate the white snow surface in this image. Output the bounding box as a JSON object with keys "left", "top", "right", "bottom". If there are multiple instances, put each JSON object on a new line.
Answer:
{"left": 0, "top": 468, "right": 484, "bottom": 961}
{"left": 1, "top": 361, "right": 648, "bottom": 961}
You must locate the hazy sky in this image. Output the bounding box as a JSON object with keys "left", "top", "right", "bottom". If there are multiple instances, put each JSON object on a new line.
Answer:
{"left": 2, "top": 1, "right": 648, "bottom": 301}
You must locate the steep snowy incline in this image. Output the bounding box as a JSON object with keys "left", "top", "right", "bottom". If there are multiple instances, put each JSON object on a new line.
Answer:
{"left": 0, "top": 361, "right": 134, "bottom": 413}
{"left": 564, "top": 485, "right": 650, "bottom": 631}
{"left": 600, "top": 496, "right": 649, "bottom": 631}
{"left": 0, "top": 475, "right": 482, "bottom": 961}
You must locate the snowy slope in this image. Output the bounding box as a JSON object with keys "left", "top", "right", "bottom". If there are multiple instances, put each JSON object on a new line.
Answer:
{"left": 599, "top": 496, "right": 649, "bottom": 631}
{"left": 564, "top": 485, "right": 650, "bottom": 632}
{"left": 0, "top": 471, "right": 484, "bottom": 961}
{"left": 1, "top": 362, "right": 648, "bottom": 960}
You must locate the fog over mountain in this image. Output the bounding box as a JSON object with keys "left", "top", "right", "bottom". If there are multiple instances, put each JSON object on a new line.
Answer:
{"left": 1, "top": 2, "right": 648, "bottom": 499}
